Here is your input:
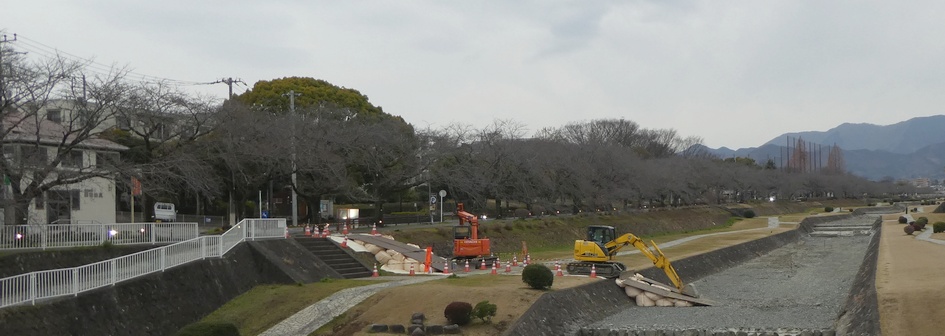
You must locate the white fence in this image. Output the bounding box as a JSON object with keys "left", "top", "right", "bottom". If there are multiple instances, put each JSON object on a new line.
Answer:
{"left": 0, "top": 223, "right": 200, "bottom": 250}
{"left": 0, "top": 218, "right": 286, "bottom": 308}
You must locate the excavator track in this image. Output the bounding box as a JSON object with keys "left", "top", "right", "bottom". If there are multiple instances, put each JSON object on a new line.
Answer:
{"left": 565, "top": 261, "right": 626, "bottom": 278}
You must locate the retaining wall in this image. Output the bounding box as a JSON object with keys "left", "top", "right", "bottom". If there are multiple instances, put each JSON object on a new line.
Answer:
{"left": 0, "top": 239, "right": 334, "bottom": 336}
{"left": 834, "top": 217, "right": 883, "bottom": 335}
{"left": 0, "top": 245, "right": 159, "bottom": 278}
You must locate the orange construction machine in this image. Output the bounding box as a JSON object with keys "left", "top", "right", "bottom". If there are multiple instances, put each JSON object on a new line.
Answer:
{"left": 452, "top": 203, "right": 494, "bottom": 264}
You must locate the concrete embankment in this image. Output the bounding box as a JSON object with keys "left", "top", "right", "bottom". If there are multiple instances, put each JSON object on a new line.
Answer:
{"left": 505, "top": 214, "right": 885, "bottom": 336}
{"left": 0, "top": 239, "right": 333, "bottom": 336}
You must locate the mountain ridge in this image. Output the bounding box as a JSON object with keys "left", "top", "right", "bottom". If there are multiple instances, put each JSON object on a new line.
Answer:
{"left": 702, "top": 115, "right": 945, "bottom": 180}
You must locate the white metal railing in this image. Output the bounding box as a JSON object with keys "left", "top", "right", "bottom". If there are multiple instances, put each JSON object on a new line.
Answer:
{"left": 0, "top": 223, "right": 200, "bottom": 250}
{"left": 0, "top": 218, "right": 286, "bottom": 308}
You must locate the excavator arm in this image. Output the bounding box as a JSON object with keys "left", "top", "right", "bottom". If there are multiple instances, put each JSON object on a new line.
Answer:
{"left": 605, "top": 233, "right": 685, "bottom": 292}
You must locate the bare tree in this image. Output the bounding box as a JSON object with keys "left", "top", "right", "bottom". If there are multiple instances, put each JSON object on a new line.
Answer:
{"left": 0, "top": 45, "right": 133, "bottom": 224}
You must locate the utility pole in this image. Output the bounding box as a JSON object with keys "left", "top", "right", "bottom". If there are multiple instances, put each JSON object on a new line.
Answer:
{"left": 211, "top": 77, "right": 245, "bottom": 99}
{"left": 284, "top": 90, "right": 301, "bottom": 227}
{"left": 211, "top": 77, "right": 244, "bottom": 226}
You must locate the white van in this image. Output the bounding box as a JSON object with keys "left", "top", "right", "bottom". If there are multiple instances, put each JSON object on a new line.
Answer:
{"left": 154, "top": 202, "right": 177, "bottom": 222}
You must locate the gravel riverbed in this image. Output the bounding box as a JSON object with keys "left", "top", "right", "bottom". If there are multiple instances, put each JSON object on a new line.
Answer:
{"left": 588, "top": 234, "right": 872, "bottom": 331}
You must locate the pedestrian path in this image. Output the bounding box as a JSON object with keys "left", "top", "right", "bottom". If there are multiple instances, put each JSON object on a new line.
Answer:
{"left": 259, "top": 276, "right": 440, "bottom": 336}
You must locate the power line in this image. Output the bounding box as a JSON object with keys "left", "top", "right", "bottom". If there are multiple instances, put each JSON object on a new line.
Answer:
{"left": 10, "top": 34, "right": 215, "bottom": 87}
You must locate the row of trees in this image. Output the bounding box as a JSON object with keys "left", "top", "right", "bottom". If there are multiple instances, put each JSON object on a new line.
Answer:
{"left": 0, "top": 44, "right": 921, "bottom": 225}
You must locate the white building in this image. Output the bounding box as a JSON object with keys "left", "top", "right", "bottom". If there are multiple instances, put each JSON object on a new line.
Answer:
{"left": 2, "top": 100, "right": 127, "bottom": 225}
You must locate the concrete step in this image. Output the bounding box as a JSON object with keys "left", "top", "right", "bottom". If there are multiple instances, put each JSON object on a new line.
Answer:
{"left": 811, "top": 225, "right": 873, "bottom": 231}
{"left": 809, "top": 230, "right": 872, "bottom": 237}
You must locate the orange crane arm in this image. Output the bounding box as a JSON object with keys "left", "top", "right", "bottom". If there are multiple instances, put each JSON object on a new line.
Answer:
{"left": 455, "top": 203, "right": 480, "bottom": 239}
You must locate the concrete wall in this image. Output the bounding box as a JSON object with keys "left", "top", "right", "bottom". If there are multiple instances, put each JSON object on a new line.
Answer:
{"left": 0, "top": 239, "right": 335, "bottom": 336}
{"left": 0, "top": 245, "right": 158, "bottom": 278}
{"left": 834, "top": 217, "right": 883, "bottom": 336}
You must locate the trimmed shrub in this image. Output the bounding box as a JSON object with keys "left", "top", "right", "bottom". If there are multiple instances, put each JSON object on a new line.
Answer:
{"left": 513, "top": 208, "right": 530, "bottom": 219}
{"left": 521, "top": 264, "right": 554, "bottom": 289}
{"left": 898, "top": 216, "right": 908, "bottom": 224}
{"left": 916, "top": 217, "right": 929, "bottom": 226}
{"left": 174, "top": 322, "right": 240, "bottom": 336}
{"left": 742, "top": 209, "right": 756, "bottom": 218}
{"left": 933, "top": 222, "right": 945, "bottom": 233}
{"left": 904, "top": 224, "right": 916, "bottom": 235}
{"left": 824, "top": 206, "right": 834, "bottom": 212}
{"left": 444, "top": 301, "right": 473, "bottom": 326}
{"left": 472, "top": 300, "right": 497, "bottom": 323}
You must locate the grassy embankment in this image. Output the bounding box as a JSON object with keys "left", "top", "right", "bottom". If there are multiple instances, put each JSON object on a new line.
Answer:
{"left": 197, "top": 279, "right": 386, "bottom": 336}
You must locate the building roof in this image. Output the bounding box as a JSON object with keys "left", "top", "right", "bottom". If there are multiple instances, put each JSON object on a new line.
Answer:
{"left": 2, "top": 112, "right": 128, "bottom": 151}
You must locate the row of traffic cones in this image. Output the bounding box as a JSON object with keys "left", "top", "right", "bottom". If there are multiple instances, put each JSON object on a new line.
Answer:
{"left": 302, "top": 223, "right": 381, "bottom": 237}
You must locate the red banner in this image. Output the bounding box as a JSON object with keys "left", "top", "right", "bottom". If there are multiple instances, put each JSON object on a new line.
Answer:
{"left": 131, "top": 177, "right": 142, "bottom": 196}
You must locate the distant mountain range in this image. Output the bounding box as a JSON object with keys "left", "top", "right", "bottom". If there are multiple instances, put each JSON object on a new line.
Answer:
{"left": 701, "top": 115, "right": 945, "bottom": 180}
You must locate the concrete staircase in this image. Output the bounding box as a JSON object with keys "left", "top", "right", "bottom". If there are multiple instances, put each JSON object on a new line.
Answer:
{"left": 808, "top": 217, "right": 875, "bottom": 237}
{"left": 295, "top": 237, "right": 372, "bottom": 278}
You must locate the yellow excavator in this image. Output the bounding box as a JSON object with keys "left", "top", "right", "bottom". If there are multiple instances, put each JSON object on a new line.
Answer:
{"left": 567, "top": 225, "right": 688, "bottom": 293}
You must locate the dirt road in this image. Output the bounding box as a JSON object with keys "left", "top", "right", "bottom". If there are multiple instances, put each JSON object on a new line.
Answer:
{"left": 876, "top": 211, "right": 945, "bottom": 336}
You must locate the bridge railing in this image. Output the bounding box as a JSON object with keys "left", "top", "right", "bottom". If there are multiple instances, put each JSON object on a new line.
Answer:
{"left": 0, "top": 218, "right": 286, "bottom": 309}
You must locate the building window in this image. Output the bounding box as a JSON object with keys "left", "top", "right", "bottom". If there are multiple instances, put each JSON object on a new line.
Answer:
{"left": 70, "top": 190, "right": 80, "bottom": 210}
{"left": 35, "top": 191, "right": 45, "bottom": 210}
{"left": 95, "top": 152, "right": 119, "bottom": 168}
{"left": 117, "top": 116, "right": 131, "bottom": 130}
{"left": 22, "top": 146, "right": 47, "bottom": 166}
{"left": 47, "top": 110, "right": 62, "bottom": 123}
{"left": 63, "top": 150, "right": 83, "bottom": 168}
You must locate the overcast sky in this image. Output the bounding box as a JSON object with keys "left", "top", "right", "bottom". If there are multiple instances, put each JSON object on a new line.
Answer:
{"left": 4, "top": 1, "right": 944, "bottom": 149}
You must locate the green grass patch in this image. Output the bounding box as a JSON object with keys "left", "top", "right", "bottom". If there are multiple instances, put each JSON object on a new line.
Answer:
{"left": 197, "top": 279, "right": 384, "bottom": 336}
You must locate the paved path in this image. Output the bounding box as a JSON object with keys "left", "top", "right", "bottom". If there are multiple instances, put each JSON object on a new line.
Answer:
{"left": 259, "top": 276, "right": 441, "bottom": 336}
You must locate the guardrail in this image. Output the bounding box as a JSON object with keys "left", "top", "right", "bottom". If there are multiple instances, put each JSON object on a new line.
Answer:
{"left": 0, "top": 218, "right": 286, "bottom": 308}
{"left": 0, "top": 223, "right": 200, "bottom": 250}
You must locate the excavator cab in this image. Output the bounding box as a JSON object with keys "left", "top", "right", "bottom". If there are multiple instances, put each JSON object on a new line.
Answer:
{"left": 587, "top": 225, "right": 616, "bottom": 253}
{"left": 453, "top": 226, "right": 472, "bottom": 239}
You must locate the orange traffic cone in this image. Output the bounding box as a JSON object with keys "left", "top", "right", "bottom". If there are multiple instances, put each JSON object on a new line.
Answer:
{"left": 304, "top": 225, "right": 311, "bottom": 236}
{"left": 505, "top": 261, "right": 512, "bottom": 273}
{"left": 480, "top": 259, "right": 487, "bottom": 270}
{"left": 341, "top": 235, "right": 348, "bottom": 248}
{"left": 323, "top": 225, "right": 330, "bottom": 238}
{"left": 409, "top": 264, "right": 415, "bottom": 276}
{"left": 342, "top": 223, "right": 349, "bottom": 235}
{"left": 512, "top": 255, "right": 518, "bottom": 267}
{"left": 590, "top": 264, "right": 597, "bottom": 278}
{"left": 371, "top": 224, "right": 378, "bottom": 236}
{"left": 556, "top": 262, "right": 564, "bottom": 277}
{"left": 464, "top": 260, "right": 470, "bottom": 273}
{"left": 372, "top": 264, "right": 379, "bottom": 277}
{"left": 491, "top": 261, "right": 497, "bottom": 275}
{"left": 443, "top": 262, "right": 451, "bottom": 275}
{"left": 526, "top": 254, "right": 531, "bottom": 265}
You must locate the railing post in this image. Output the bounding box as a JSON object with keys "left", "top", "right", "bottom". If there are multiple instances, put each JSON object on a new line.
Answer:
{"left": 73, "top": 268, "right": 78, "bottom": 297}
{"left": 160, "top": 248, "right": 167, "bottom": 271}
{"left": 101, "top": 224, "right": 107, "bottom": 245}
{"left": 200, "top": 237, "right": 205, "bottom": 259}
{"left": 151, "top": 223, "right": 156, "bottom": 245}
{"left": 30, "top": 273, "right": 36, "bottom": 305}
{"left": 41, "top": 225, "right": 48, "bottom": 250}
{"left": 110, "top": 259, "right": 116, "bottom": 286}
{"left": 242, "top": 220, "right": 247, "bottom": 241}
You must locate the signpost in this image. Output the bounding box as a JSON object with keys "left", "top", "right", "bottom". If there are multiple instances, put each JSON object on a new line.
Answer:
{"left": 438, "top": 190, "right": 447, "bottom": 222}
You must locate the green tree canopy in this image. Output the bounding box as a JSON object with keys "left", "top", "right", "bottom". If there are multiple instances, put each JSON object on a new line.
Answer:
{"left": 237, "top": 77, "right": 388, "bottom": 120}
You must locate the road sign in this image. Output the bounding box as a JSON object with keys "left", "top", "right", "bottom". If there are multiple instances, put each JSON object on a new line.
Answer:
{"left": 429, "top": 196, "right": 437, "bottom": 204}
{"left": 439, "top": 189, "right": 447, "bottom": 198}
{"left": 262, "top": 210, "right": 269, "bottom": 218}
